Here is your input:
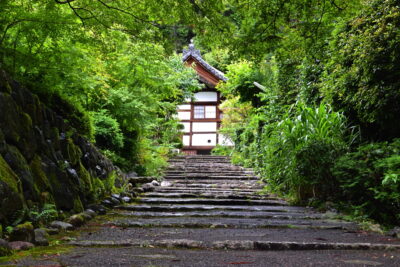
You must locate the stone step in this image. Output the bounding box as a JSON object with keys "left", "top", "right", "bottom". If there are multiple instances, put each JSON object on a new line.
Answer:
{"left": 171, "top": 157, "right": 230, "bottom": 161}
{"left": 173, "top": 155, "right": 230, "bottom": 158}
{"left": 164, "top": 175, "right": 257, "bottom": 179}
{"left": 166, "top": 167, "right": 245, "bottom": 172}
{"left": 167, "top": 161, "right": 236, "bottom": 165}
{"left": 112, "top": 210, "right": 323, "bottom": 220}
{"left": 164, "top": 179, "right": 262, "bottom": 185}
{"left": 165, "top": 183, "right": 262, "bottom": 189}
{"left": 129, "top": 176, "right": 157, "bottom": 184}
{"left": 73, "top": 227, "right": 400, "bottom": 247}
{"left": 70, "top": 239, "right": 400, "bottom": 251}
{"left": 167, "top": 162, "right": 248, "bottom": 171}
{"left": 137, "top": 197, "right": 287, "bottom": 206}
{"left": 168, "top": 160, "right": 231, "bottom": 164}
{"left": 153, "top": 189, "right": 263, "bottom": 196}
{"left": 165, "top": 170, "right": 254, "bottom": 174}
{"left": 164, "top": 175, "right": 259, "bottom": 180}
{"left": 166, "top": 170, "right": 249, "bottom": 175}
{"left": 142, "top": 192, "right": 277, "bottom": 200}
{"left": 117, "top": 204, "right": 310, "bottom": 213}
{"left": 156, "top": 186, "right": 261, "bottom": 192}
{"left": 109, "top": 217, "right": 357, "bottom": 230}
{"left": 169, "top": 157, "right": 230, "bottom": 160}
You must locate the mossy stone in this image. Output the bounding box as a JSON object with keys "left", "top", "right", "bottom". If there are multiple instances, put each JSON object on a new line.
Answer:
{"left": 9, "top": 222, "right": 34, "bottom": 242}
{"left": 17, "top": 111, "right": 36, "bottom": 161}
{"left": 0, "top": 238, "right": 11, "bottom": 256}
{"left": 0, "top": 155, "right": 25, "bottom": 225}
{"left": 0, "top": 93, "right": 21, "bottom": 144}
{"left": 29, "top": 155, "right": 51, "bottom": 193}
{"left": 0, "top": 70, "right": 13, "bottom": 94}
{"left": 61, "top": 138, "right": 82, "bottom": 167}
{"left": 92, "top": 177, "right": 106, "bottom": 201}
{"left": 73, "top": 197, "right": 84, "bottom": 213}
{"left": 77, "top": 162, "right": 95, "bottom": 200}
{"left": 3, "top": 145, "right": 38, "bottom": 201}
{"left": 67, "top": 214, "right": 85, "bottom": 227}
{"left": 49, "top": 127, "right": 61, "bottom": 151}
{"left": 29, "top": 157, "right": 55, "bottom": 206}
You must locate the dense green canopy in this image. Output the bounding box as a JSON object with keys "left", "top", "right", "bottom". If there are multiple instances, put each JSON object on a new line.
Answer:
{"left": 1, "top": 0, "right": 399, "bottom": 225}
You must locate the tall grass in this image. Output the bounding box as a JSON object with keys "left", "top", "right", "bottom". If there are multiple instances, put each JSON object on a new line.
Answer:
{"left": 258, "top": 103, "right": 356, "bottom": 202}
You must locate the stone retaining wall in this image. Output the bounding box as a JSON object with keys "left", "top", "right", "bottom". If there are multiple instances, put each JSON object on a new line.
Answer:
{"left": 0, "top": 70, "right": 120, "bottom": 226}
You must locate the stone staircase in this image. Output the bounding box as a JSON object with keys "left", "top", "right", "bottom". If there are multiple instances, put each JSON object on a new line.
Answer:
{"left": 70, "top": 155, "right": 400, "bottom": 254}
{"left": 44, "top": 155, "right": 399, "bottom": 266}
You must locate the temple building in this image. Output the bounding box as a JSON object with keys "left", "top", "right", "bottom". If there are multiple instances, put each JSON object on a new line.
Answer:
{"left": 178, "top": 41, "right": 233, "bottom": 155}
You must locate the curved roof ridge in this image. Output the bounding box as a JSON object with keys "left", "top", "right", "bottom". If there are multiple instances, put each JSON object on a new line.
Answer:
{"left": 182, "top": 40, "right": 227, "bottom": 82}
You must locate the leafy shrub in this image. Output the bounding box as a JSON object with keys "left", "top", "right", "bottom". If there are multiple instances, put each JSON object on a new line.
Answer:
{"left": 218, "top": 61, "right": 266, "bottom": 107}
{"left": 258, "top": 103, "right": 354, "bottom": 202}
{"left": 321, "top": 0, "right": 400, "bottom": 140}
{"left": 211, "top": 145, "right": 233, "bottom": 156}
{"left": 92, "top": 110, "right": 124, "bottom": 151}
{"left": 28, "top": 204, "right": 58, "bottom": 227}
{"left": 333, "top": 139, "right": 400, "bottom": 225}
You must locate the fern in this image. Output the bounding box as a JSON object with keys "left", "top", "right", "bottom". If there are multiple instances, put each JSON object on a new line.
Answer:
{"left": 28, "top": 204, "right": 58, "bottom": 226}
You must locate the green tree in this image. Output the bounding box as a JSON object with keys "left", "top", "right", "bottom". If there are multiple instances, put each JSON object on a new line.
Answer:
{"left": 321, "top": 0, "right": 400, "bottom": 141}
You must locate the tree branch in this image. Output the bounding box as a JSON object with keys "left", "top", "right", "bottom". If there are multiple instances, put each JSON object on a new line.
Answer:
{"left": 329, "top": 0, "right": 344, "bottom": 11}
{"left": 55, "top": 0, "right": 76, "bottom": 4}
{"left": 95, "top": 0, "right": 162, "bottom": 28}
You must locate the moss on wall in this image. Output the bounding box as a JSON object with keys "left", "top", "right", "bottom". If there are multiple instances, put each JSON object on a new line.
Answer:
{"left": 0, "top": 71, "right": 122, "bottom": 226}
{"left": 0, "top": 155, "right": 25, "bottom": 225}
{"left": 0, "top": 154, "right": 22, "bottom": 193}
{"left": 29, "top": 155, "right": 51, "bottom": 192}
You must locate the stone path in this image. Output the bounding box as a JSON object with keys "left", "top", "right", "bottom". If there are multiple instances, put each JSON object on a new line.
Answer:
{"left": 6, "top": 155, "right": 400, "bottom": 266}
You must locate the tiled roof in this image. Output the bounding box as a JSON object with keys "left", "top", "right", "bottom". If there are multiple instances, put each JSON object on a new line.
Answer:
{"left": 182, "top": 41, "right": 227, "bottom": 82}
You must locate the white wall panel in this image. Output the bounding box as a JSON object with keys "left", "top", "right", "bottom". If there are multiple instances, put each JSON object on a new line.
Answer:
{"left": 194, "top": 91, "right": 218, "bottom": 102}
{"left": 182, "top": 135, "right": 190, "bottom": 146}
{"left": 180, "top": 122, "right": 191, "bottom": 133}
{"left": 178, "top": 111, "right": 191, "bottom": 120}
{"left": 205, "top": 106, "right": 216, "bottom": 118}
{"left": 192, "top": 122, "right": 217, "bottom": 132}
{"left": 178, "top": 104, "right": 191, "bottom": 110}
{"left": 192, "top": 134, "right": 217, "bottom": 146}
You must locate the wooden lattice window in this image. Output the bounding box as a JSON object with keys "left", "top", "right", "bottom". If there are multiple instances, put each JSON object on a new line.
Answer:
{"left": 194, "top": 106, "right": 205, "bottom": 119}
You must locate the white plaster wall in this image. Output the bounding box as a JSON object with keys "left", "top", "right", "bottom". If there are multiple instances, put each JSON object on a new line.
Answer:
{"left": 192, "top": 122, "right": 217, "bottom": 132}
{"left": 218, "top": 134, "right": 234, "bottom": 146}
{"left": 205, "top": 106, "right": 216, "bottom": 118}
{"left": 192, "top": 134, "right": 217, "bottom": 146}
{"left": 178, "top": 111, "right": 191, "bottom": 120}
{"left": 194, "top": 91, "right": 218, "bottom": 102}
{"left": 178, "top": 104, "right": 191, "bottom": 110}
{"left": 182, "top": 135, "right": 190, "bottom": 146}
{"left": 180, "top": 122, "right": 191, "bottom": 133}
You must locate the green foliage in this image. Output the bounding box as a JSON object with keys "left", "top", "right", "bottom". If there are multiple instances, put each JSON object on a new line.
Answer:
{"left": 92, "top": 110, "right": 124, "bottom": 151}
{"left": 211, "top": 145, "right": 233, "bottom": 156}
{"left": 5, "top": 226, "right": 13, "bottom": 235}
{"left": 257, "top": 103, "right": 352, "bottom": 202}
{"left": 333, "top": 139, "right": 400, "bottom": 225}
{"left": 1, "top": 0, "right": 399, "bottom": 226}
{"left": 103, "top": 172, "right": 117, "bottom": 194}
{"left": 321, "top": 0, "right": 400, "bottom": 140}
{"left": 0, "top": 0, "right": 202, "bottom": 174}
{"left": 28, "top": 204, "right": 58, "bottom": 227}
{"left": 214, "top": 0, "right": 400, "bottom": 226}
{"left": 218, "top": 61, "right": 266, "bottom": 107}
